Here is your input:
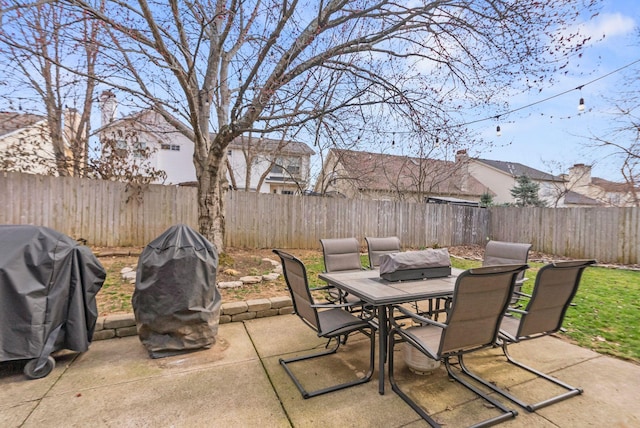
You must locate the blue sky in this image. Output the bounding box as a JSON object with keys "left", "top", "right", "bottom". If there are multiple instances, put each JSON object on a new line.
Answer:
{"left": 464, "top": 0, "right": 639, "bottom": 182}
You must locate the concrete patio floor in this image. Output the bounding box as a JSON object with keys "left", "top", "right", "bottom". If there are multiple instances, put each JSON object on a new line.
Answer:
{"left": 1, "top": 314, "right": 639, "bottom": 427}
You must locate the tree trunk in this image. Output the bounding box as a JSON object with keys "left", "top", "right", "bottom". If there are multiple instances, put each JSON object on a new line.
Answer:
{"left": 197, "top": 167, "right": 225, "bottom": 252}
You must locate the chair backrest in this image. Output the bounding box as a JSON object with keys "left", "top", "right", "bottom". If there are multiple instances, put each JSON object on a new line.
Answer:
{"left": 439, "top": 264, "right": 528, "bottom": 356}
{"left": 272, "top": 249, "right": 320, "bottom": 332}
{"left": 365, "top": 236, "right": 401, "bottom": 268}
{"left": 515, "top": 259, "right": 596, "bottom": 338}
{"left": 483, "top": 240, "right": 532, "bottom": 281}
{"left": 320, "top": 237, "right": 362, "bottom": 272}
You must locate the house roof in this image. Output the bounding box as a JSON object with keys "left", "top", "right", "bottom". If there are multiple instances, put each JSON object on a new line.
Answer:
{"left": 592, "top": 177, "right": 638, "bottom": 193}
{"left": 474, "top": 158, "right": 562, "bottom": 182}
{"left": 328, "top": 148, "right": 488, "bottom": 197}
{"left": 99, "top": 108, "right": 314, "bottom": 155}
{"left": 0, "top": 112, "right": 46, "bottom": 137}
{"left": 230, "top": 135, "right": 314, "bottom": 156}
{"left": 564, "top": 190, "right": 603, "bottom": 206}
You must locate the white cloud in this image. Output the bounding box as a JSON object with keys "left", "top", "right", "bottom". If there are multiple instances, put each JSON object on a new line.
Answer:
{"left": 577, "top": 12, "right": 636, "bottom": 42}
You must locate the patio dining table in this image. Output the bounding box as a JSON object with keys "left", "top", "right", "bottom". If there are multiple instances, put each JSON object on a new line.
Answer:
{"left": 319, "top": 268, "right": 461, "bottom": 394}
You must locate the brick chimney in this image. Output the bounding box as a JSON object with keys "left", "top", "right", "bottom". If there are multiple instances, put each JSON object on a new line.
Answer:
{"left": 99, "top": 90, "right": 117, "bottom": 126}
{"left": 568, "top": 163, "right": 592, "bottom": 189}
{"left": 455, "top": 149, "right": 469, "bottom": 164}
{"left": 455, "top": 149, "right": 470, "bottom": 191}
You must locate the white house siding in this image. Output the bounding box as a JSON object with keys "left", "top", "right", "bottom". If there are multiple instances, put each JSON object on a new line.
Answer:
{"left": 467, "top": 161, "right": 515, "bottom": 204}
{"left": 0, "top": 121, "right": 57, "bottom": 175}
{"left": 154, "top": 133, "right": 197, "bottom": 184}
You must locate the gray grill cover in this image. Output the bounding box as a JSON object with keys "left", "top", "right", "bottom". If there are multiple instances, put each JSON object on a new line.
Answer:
{"left": 132, "top": 224, "right": 221, "bottom": 359}
{"left": 379, "top": 248, "right": 451, "bottom": 280}
{"left": 0, "top": 225, "right": 105, "bottom": 362}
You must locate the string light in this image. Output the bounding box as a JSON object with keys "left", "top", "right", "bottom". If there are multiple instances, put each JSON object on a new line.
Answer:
{"left": 345, "top": 58, "right": 639, "bottom": 137}
{"left": 577, "top": 85, "right": 585, "bottom": 112}
{"left": 459, "top": 58, "right": 640, "bottom": 131}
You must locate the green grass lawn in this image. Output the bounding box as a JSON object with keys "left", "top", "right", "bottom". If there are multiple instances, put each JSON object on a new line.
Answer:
{"left": 304, "top": 254, "right": 640, "bottom": 364}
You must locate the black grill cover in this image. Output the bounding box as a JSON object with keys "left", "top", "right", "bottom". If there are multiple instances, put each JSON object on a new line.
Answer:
{"left": 132, "top": 224, "right": 221, "bottom": 358}
{"left": 0, "top": 225, "right": 105, "bottom": 362}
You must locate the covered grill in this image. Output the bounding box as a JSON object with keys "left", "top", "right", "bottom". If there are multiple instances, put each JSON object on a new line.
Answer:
{"left": 132, "top": 224, "right": 222, "bottom": 358}
{"left": 0, "top": 225, "right": 105, "bottom": 379}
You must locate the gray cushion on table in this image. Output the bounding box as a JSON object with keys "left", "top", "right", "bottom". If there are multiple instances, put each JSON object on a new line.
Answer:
{"left": 379, "top": 248, "right": 451, "bottom": 275}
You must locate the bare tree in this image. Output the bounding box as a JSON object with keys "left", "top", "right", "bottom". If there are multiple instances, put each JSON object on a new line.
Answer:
{"left": 590, "top": 107, "right": 640, "bottom": 206}
{"left": 41, "top": 0, "right": 596, "bottom": 249}
{"left": 90, "top": 128, "right": 167, "bottom": 202}
{"left": 0, "top": 1, "right": 103, "bottom": 176}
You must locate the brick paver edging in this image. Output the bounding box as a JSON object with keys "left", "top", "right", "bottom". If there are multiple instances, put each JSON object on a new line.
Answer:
{"left": 93, "top": 296, "right": 294, "bottom": 341}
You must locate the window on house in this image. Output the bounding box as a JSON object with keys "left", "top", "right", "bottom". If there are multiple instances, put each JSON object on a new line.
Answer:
{"left": 289, "top": 157, "right": 301, "bottom": 175}
{"left": 170, "top": 144, "right": 180, "bottom": 151}
{"left": 271, "top": 156, "right": 301, "bottom": 175}
{"left": 161, "top": 143, "right": 171, "bottom": 150}
{"left": 228, "top": 150, "right": 232, "bottom": 156}
{"left": 132, "top": 141, "right": 147, "bottom": 158}
{"left": 282, "top": 190, "right": 294, "bottom": 195}
{"left": 115, "top": 140, "right": 127, "bottom": 157}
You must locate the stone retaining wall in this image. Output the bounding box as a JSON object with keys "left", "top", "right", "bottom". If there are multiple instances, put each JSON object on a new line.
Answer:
{"left": 92, "top": 296, "right": 294, "bottom": 341}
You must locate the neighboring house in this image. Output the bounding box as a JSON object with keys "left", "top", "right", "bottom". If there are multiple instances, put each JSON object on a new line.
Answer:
{"left": 314, "top": 148, "right": 488, "bottom": 203}
{"left": 227, "top": 135, "right": 314, "bottom": 194}
{"left": 561, "top": 163, "right": 639, "bottom": 207}
{"left": 455, "top": 150, "right": 565, "bottom": 206}
{"left": 97, "top": 91, "right": 313, "bottom": 193}
{"left": 0, "top": 110, "right": 80, "bottom": 176}
{"left": 97, "top": 93, "right": 196, "bottom": 184}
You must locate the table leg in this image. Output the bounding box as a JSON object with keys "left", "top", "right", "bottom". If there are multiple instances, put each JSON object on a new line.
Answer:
{"left": 378, "top": 305, "right": 388, "bottom": 395}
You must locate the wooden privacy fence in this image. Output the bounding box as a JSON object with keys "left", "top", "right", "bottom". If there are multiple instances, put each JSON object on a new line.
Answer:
{"left": 1, "top": 172, "right": 638, "bottom": 264}
{"left": 0, "top": 172, "right": 198, "bottom": 247}
{"left": 225, "top": 190, "right": 490, "bottom": 249}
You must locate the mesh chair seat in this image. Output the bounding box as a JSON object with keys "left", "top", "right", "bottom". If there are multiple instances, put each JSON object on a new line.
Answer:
{"left": 389, "top": 264, "right": 529, "bottom": 427}
{"left": 365, "top": 236, "right": 401, "bottom": 268}
{"left": 465, "top": 259, "right": 596, "bottom": 412}
{"left": 272, "top": 249, "right": 376, "bottom": 399}
{"left": 320, "top": 237, "right": 365, "bottom": 307}
{"left": 317, "top": 308, "right": 371, "bottom": 336}
{"left": 483, "top": 240, "right": 532, "bottom": 306}
{"left": 320, "top": 237, "right": 363, "bottom": 272}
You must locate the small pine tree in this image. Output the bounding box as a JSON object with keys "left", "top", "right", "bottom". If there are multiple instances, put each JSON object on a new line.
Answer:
{"left": 480, "top": 192, "right": 493, "bottom": 207}
{"left": 510, "top": 175, "right": 546, "bottom": 207}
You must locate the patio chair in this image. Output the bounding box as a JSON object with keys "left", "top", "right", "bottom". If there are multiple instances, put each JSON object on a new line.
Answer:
{"left": 272, "top": 249, "right": 376, "bottom": 399}
{"left": 320, "top": 237, "right": 364, "bottom": 305}
{"left": 462, "top": 259, "right": 596, "bottom": 412}
{"left": 483, "top": 240, "right": 532, "bottom": 306}
{"left": 364, "top": 236, "right": 401, "bottom": 268}
{"left": 389, "top": 263, "right": 528, "bottom": 428}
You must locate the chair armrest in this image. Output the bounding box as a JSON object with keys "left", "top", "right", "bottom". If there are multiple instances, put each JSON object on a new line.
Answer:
{"left": 310, "top": 285, "right": 334, "bottom": 292}
{"left": 513, "top": 290, "right": 531, "bottom": 298}
{"left": 498, "top": 329, "right": 518, "bottom": 343}
{"left": 505, "top": 307, "right": 527, "bottom": 316}
{"left": 392, "top": 305, "right": 447, "bottom": 329}
{"left": 311, "top": 301, "right": 362, "bottom": 310}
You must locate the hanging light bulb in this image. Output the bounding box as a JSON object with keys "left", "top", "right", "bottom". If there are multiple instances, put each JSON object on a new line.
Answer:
{"left": 496, "top": 125, "right": 502, "bottom": 137}
{"left": 578, "top": 97, "right": 585, "bottom": 112}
